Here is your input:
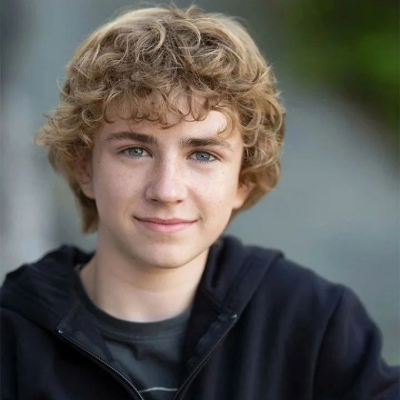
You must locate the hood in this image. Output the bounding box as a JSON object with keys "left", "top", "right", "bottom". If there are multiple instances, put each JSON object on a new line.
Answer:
{"left": 1, "top": 244, "right": 92, "bottom": 330}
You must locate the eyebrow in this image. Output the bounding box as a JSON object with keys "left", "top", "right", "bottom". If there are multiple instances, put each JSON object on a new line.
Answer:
{"left": 105, "top": 130, "right": 232, "bottom": 150}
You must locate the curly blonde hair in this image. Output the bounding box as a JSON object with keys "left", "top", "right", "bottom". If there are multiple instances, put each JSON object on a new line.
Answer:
{"left": 35, "top": 5, "right": 285, "bottom": 233}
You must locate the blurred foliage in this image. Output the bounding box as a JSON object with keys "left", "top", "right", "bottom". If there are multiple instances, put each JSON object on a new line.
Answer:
{"left": 281, "top": 1, "right": 399, "bottom": 138}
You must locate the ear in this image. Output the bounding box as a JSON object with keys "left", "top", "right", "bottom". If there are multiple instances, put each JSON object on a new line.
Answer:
{"left": 74, "top": 157, "right": 95, "bottom": 200}
{"left": 233, "top": 181, "right": 254, "bottom": 210}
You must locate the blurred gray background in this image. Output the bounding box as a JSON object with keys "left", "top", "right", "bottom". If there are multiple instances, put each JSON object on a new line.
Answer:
{"left": 1, "top": 1, "right": 399, "bottom": 364}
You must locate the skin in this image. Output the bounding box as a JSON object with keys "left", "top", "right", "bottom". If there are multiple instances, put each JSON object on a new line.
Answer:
{"left": 77, "top": 109, "right": 252, "bottom": 322}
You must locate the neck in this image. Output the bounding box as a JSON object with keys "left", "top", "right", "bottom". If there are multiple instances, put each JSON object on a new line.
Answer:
{"left": 80, "top": 237, "right": 208, "bottom": 323}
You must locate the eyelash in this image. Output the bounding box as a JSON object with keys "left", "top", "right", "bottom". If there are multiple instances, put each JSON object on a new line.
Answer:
{"left": 119, "top": 147, "right": 219, "bottom": 163}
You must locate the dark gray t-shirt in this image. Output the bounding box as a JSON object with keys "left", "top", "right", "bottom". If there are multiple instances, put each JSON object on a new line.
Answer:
{"left": 73, "top": 264, "right": 191, "bottom": 400}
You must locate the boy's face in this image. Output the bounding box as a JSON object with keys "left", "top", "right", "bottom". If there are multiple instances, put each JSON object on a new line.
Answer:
{"left": 79, "top": 109, "right": 252, "bottom": 270}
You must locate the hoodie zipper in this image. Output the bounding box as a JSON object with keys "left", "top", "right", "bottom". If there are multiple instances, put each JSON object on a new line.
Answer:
{"left": 172, "top": 313, "right": 238, "bottom": 400}
{"left": 58, "top": 314, "right": 237, "bottom": 400}
{"left": 57, "top": 329, "right": 145, "bottom": 400}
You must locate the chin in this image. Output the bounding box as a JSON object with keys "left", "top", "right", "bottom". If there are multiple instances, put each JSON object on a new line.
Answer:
{"left": 124, "top": 240, "right": 197, "bottom": 269}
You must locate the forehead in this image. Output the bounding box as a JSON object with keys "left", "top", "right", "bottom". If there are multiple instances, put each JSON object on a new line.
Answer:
{"left": 99, "top": 110, "right": 241, "bottom": 144}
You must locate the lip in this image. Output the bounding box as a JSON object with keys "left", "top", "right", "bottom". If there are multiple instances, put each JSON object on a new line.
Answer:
{"left": 135, "top": 217, "right": 196, "bottom": 233}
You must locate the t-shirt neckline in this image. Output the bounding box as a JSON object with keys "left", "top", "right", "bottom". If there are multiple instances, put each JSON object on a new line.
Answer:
{"left": 73, "top": 263, "right": 192, "bottom": 340}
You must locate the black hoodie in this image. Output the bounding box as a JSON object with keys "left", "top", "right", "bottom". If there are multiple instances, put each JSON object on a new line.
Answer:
{"left": 1, "top": 236, "right": 399, "bottom": 399}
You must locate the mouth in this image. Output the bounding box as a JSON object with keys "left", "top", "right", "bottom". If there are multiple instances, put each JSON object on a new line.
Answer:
{"left": 134, "top": 217, "right": 197, "bottom": 233}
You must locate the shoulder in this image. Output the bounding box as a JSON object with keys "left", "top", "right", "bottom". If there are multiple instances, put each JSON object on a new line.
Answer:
{"left": 215, "top": 236, "right": 347, "bottom": 318}
{"left": 1, "top": 244, "right": 93, "bottom": 330}
{"left": 247, "top": 242, "right": 344, "bottom": 294}
{"left": 245, "top": 242, "right": 348, "bottom": 320}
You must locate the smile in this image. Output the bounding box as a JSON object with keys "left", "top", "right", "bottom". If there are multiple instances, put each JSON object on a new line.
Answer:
{"left": 135, "top": 217, "right": 196, "bottom": 233}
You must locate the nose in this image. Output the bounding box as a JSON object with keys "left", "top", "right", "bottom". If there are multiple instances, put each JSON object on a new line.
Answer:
{"left": 145, "top": 159, "right": 188, "bottom": 205}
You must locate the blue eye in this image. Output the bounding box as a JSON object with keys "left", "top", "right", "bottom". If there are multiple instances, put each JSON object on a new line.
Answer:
{"left": 192, "top": 151, "right": 217, "bottom": 163}
{"left": 125, "top": 147, "right": 148, "bottom": 158}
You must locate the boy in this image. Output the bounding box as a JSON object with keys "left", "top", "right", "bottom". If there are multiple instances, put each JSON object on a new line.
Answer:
{"left": 1, "top": 5, "right": 399, "bottom": 400}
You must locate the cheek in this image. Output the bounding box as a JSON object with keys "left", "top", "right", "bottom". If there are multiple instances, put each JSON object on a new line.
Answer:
{"left": 196, "top": 170, "right": 239, "bottom": 210}
{"left": 93, "top": 163, "right": 140, "bottom": 212}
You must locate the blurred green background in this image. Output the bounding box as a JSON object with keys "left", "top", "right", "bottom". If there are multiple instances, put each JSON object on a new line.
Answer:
{"left": 282, "top": 1, "right": 399, "bottom": 135}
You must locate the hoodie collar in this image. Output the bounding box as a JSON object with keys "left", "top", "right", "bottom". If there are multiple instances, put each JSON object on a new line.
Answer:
{"left": 1, "top": 236, "right": 282, "bottom": 352}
